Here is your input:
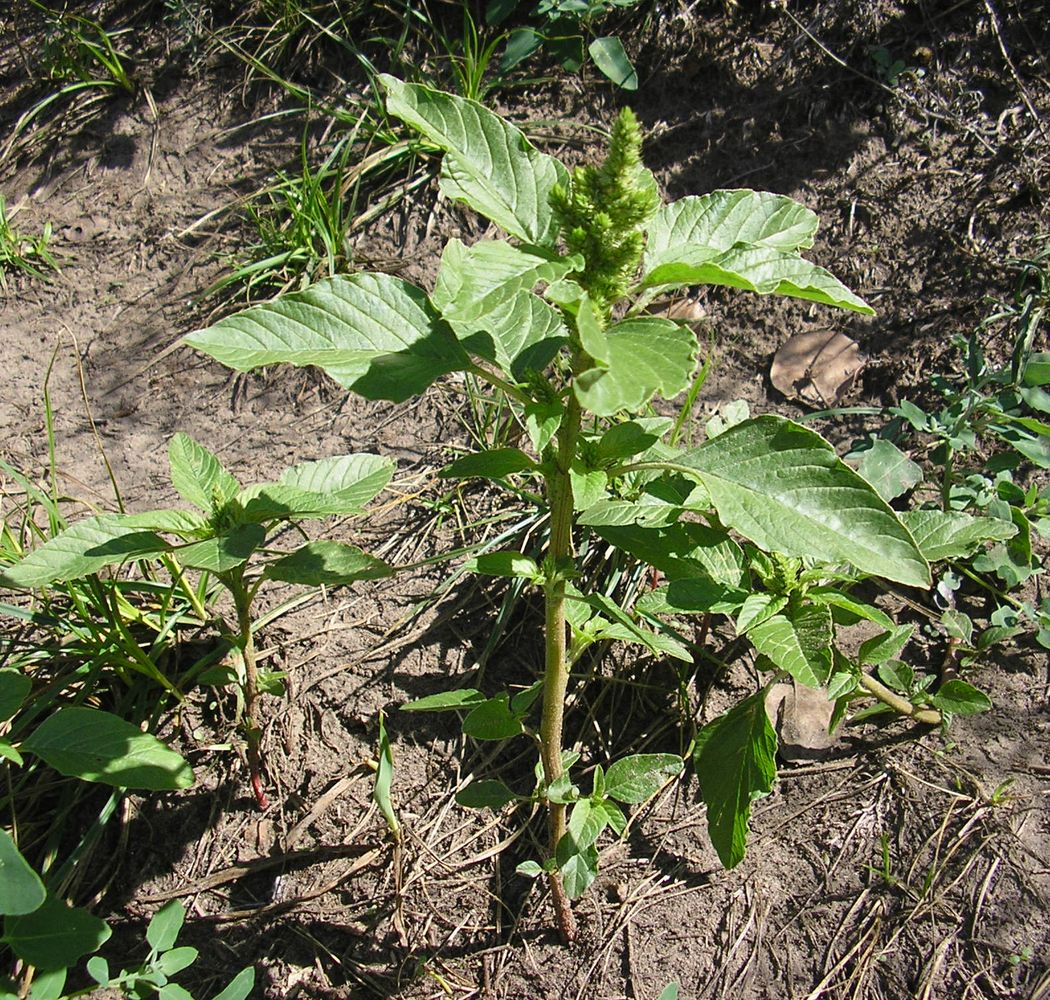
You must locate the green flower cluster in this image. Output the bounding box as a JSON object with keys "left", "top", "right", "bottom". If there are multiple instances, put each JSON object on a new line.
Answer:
{"left": 550, "top": 107, "right": 660, "bottom": 319}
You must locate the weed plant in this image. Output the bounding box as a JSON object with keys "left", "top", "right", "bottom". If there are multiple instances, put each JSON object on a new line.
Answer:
{"left": 185, "top": 79, "right": 1011, "bottom": 940}
{"left": 0, "top": 196, "right": 59, "bottom": 289}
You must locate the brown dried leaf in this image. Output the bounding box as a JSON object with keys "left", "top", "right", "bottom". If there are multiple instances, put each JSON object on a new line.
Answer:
{"left": 770, "top": 330, "right": 865, "bottom": 407}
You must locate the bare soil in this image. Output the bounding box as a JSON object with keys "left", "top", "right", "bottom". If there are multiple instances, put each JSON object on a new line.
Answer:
{"left": 2, "top": 2, "right": 1048, "bottom": 998}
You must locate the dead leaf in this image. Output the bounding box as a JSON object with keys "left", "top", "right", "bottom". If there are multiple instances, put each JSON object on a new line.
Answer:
{"left": 770, "top": 330, "right": 865, "bottom": 407}
{"left": 765, "top": 681, "right": 839, "bottom": 761}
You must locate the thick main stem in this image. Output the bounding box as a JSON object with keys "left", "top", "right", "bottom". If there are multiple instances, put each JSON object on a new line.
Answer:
{"left": 231, "top": 578, "right": 269, "bottom": 811}
{"left": 539, "top": 393, "right": 583, "bottom": 943}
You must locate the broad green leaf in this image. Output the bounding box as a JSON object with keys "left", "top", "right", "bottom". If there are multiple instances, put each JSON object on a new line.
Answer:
{"left": 642, "top": 244, "right": 872, "bottom": 314}
{"left": 440, "top": 448, "right": 536, "bottom": 480}
{"left": 184, "top": 273, "right": 470, "bottom": 402}
{"left": 645, "top": 191, "right": 819, "bottom": 264}
{"left": 678, "top": 417, "right": 930, "bottom": 588}
{"left": 22, "top": 707, "right": 194, "bottom": 790}
{"left": 515, "top": 860, "right": 544, "bottom": 878}
{"left": 465, "top": 551, "right": 541, "bottom": 580}
{"left": 636, "top": 578, "right": 747, "bottom": 617}
{"left": 0, "top": 515, "right": 174, "bottom": 589}
{"left": 931, "top": 679, "right": 991, "bottom": 716}
{"left": 857, "top": 624, "right": 914, "bottom": 666}
{"left": 569, "top": 463, "right": 608, "bottom": 511}
{"left": 27, "top": 967, "right": 65, "bottom": 1000}
{"left": 147, "top": 900, "right": 185, "bottom": 952}
{"left": 4, "top": 892, "right": 111, "bottom": 970}
{"left": 525, "top": 399, "right": 563, "bottom": 452}
{"left": 0, "top": 670, "right": 31, "bottom": 722}
{"left": 735, "top": 593, "right": 788, "bottom": 634}
{"left": 748, "top": 604, "right": 833, "bottom": 687}
{"left": 575, "top": 292, "right": 609, "bottom": 365}
{"left": 604, "top": 754, "right": 683, "bottom": 804}
{"left": 278, "top": 453, "right": 394, "bottom": 509}
{"left": 586, "top": 519, "right": 748, "bottom": 590}
{"left": 574, "top": 317, "right": 698, "bottom": 417}
{"left": 556, "top": 840, "right": 599, "bottom": 899}
{"left": 210, "top": 968, "right": 256, "bottom": 1000}
{"left": 694, "top": 691, "right": 777, "bottom": 869}
{"left": 567, "top": 798, "right": 609, "bottom": 850}
{"left": 168, "top": 434, "right": 240, "bottom": 513}
{"left": 597, "top": 421, "right": 660, "bottom": 462}
{"left": 462, "top": 695, "right": 524, "bottom": 741}
{"left": 577, "top": 497, "right": 682, "bottom": 529}
{"left": 809, "top": 588, "right": 895, "bottom": 629}
{"left": 0, "top": 742, "right": 23, "bottom": 766}
{"left": 401, "top": 689, "right": 485, "bottom": 712}
{"left": 381, "top": 76, "right": 568, "bottom": 245}
{"left": 433, "top": 239, "right": 575, "bottom": 374}
{"left": 86, "top": 956, "right": 109, "bottom": 985}
{"left": 899, "top": 510, "right": 1018, "bottom": 562}
{"left": 877, "top": 660, "right": 913, "bottom": 694}
{"left": 456, "top": 779, "right": 520, "bottom": 809}
{"left": 658, "top": 985, "right": 680, "bottom": 1000}
{"left": 588, "top": 36, "right": 638, "bottom": 89}
{"left": 577, "top": 594, "right": 691, "bottom": 661}
{"left": 0, "top": 830, "right": 45, "bottom": 916}
{"left": 263, "top": 542, "right": 391, "bottom": 586}
{"left": 373, "top": 711, "right": 399, "bottom": 838}
{"left": 158, "top": 985, "right": 195, "bottom": 1000}
{"left": 176, "top": 523, "right": 265, "bottom": 572}
{"left": 854, "top": 439, "right": 923, "bottom": 502}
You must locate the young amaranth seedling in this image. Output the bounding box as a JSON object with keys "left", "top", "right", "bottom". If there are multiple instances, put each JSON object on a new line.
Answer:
{"left": 0, "top": 434, "right": 393, "bottom": 810}
{"left": 184, "top": 78, "right": 951, "bottom": 940}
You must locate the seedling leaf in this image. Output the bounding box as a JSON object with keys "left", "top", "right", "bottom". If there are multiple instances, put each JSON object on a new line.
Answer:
{"left": 0, "top": 830, "right": 45, "bottom": 916}
{"left": 588, "top": 36, "right": 638, "bottom": 90}
{"left": 374, "top": 711, "right": 400, "bottom": 838}
{"left": 931, "top": 679, "right": 992, "bottom": 716}
{"left": 456, "top": 779, "right": 520, "bottom": 809}
{"left": 210, "top": 967, "right": 255, "bottom": 1000}
{"left": 694, "top": 692, "right": 778, "bottom": 868}
{"left": 4, "top": 892, "right": 111, "bottom": 970}
{"left": 556, "top": 840, "right": 599, "bottom": 899}
{"left": 462, "top": 695, "right": 525, "bottom": 740}
{"left": 22, "top": 707, "right": 194, "bottom": 790}
{"left": 147, "top": 899, "right": 185, "bottom": 951}
{"left": 401, "top": 689, "right": 486, "bottom": 712}
{"left": 604, "top": 754, "right": 683, "bottom": 804}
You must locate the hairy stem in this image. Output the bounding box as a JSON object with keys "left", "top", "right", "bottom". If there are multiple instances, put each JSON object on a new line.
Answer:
{"left": 858, "top": 672, "right": 941, "bottom": 726}
{"left": 539, "top": 391, "right": 582, "bottom": 943}
{"left": 231, "top": 576, "right": 269, "bottom": 811}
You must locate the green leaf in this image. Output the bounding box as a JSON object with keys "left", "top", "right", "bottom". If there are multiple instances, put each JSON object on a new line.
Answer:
{"left": 462, "top": 695, "right": 525, "bottom": 741}
{"left": 209, "top": 967, "right": 255, "bottom": 1000}
{"left": 86, "top": 956, "right": 109, "bottom": 985}
{"left": 899, "top": 510, "right": 1018, "bottom": 562}
{"left": 694, "top": 691, "right": 778, "bottom": 869}
{"left": 168, "top": 434, "right": 240, "bottom": 513}
{"left": 809, "top": 588, "right": 895, "bottom": 629}
{"left": 0, "top": 670, "right": 31, "bottom": 723}
{"left": 22, "top": 707, "right": 194, "bottom": 790}
{"left": 658, "top": 985, "right": 680, "bottom": 1000}
{"left": 575, "top": 292, "right": 609, "bottom": 365}
{"left": 515, "top": 860, "right": 544, "bottom": 878}
{"left": 0, "top": 515, "right": 174, "bottom": 589}
{"left": 184, "top": 273, "right": 470, "bottom": 402}
{"left": 748, "top": 604, "right": 833, "bottom": 687}
{"left": 26, "top": 967, "right": 65, "bottom": 1000}
{"left": 465, "top": 551, "right": 542, "bottom": 580}
{"left": 381, "top": 75, "right": 569, "bottom": 245}
{"left": 854, "top": 439, "right": 923, "bottom": 501}
{"left": 930, "top": 679, "right": 991, "bottom": 716}
{"left": 4, "top": 892, "right": 111, "bottom": 970}
{"left": 588, "top": 36, "right": 638, "bottom": 89}
{"left": 574, "top": 317, "right": 698, "bottom": 417}
{"left": 433, "top": 239, "right": 573, "bottom": 375}
{"left": 569, "top": 463, "right": 608, "bottom": 511}
{"left": 642, "top": 243, "right": 873, "bottom": 314}
{"left": 597, "top": 421, "right": 660, "bottom": 462}
{"left": 401, "top": 689, "right": 485, "bottom": 712}
{"left": 158, "top": 986, "right": 195, "bottom": 1000}
{"left": 374, "top": 711, "right": 399, "bottom": 837}
{"left": 556, "top": 840, "right": 599, "bottom": 899}
{"left": 0, "top": 742, "right": 23, "bottom": 766}
{"left": 857, "top": 624, "right": 914, "bottom": 666}
{"left": 604, "top": 754, "right": 683, "bottom": 804}
{"left": 147, "top": 899, "right": 185, "bottom": 952}
{"left": 440, "top": 448, "right": 536, "bottom": 480}
{"left": 0, "top": 830, "right": 45, "bottom": 916}
{"left": 277, "top": 453, "right": 394, "bottom": 509}
{"left": 567, "top": 798, "right": 609, "bottom": 851}
{"left": 735, "top": 593, "right": 788, "bottom": 634}
{"left": 176, "top": 523, "right": 265, "bottom": 572}
{"left": 525, "top": 399, "right": 563, "bottom": 452}
{"left": 263, "top": 542, "right": 391, "bottom": 586}
{"left": 646, "top": 191, "right": 819, "bottom": 265}
{"left": 678, "top": 416, "right": 930, "bottom": 588}
{"left": 636, "top": 578, "right": 746, "bottom": 617}
{"left": 456, "top": 779, "right": 520, "bottom": 809}
{"left": 156, "top": 946, "right": 198, "bottom": 977}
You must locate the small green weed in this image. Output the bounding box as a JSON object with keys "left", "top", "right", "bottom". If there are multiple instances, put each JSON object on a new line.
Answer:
{"left": 0, "top": 196, "right": 60, "bottom": 289}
